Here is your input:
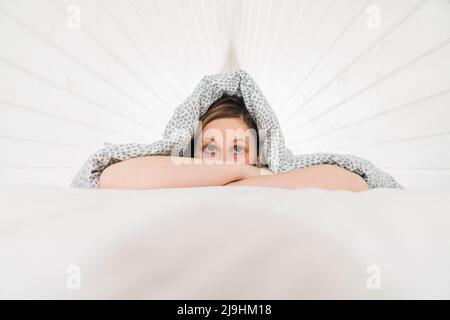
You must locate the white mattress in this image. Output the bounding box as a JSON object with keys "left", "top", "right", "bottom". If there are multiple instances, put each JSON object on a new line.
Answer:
{"left": 1, "top": 184, "right": 449, "bottom": 299}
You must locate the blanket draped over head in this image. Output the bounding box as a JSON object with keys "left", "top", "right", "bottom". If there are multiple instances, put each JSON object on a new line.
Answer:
{"left": 71, "top": 69, "right": 403, "bottom": 189}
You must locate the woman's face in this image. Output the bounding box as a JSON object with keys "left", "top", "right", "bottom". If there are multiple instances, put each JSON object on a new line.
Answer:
{"left": 194, "top": 118, "right": 258, "bottom": 165}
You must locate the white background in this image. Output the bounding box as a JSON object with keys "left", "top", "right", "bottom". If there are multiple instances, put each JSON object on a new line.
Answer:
{"left": 0, "top": 0, "right": 449, "bottom": 190}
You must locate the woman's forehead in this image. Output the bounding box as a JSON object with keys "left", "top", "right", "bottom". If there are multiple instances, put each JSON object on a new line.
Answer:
{"left": 201, "top": 128, "right": 256, "bottom": 142}
{"left": 202, "top": 117, "right": 249, "bottom": 130}
{"left": 197, "top": 118, "right": 257, "bottom": 144}
{"left": 203, "top": 118, "right": 254, "bottom": 132}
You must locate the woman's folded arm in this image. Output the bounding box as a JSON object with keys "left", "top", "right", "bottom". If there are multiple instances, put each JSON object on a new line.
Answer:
{"left": 98, "top": 156, "right": 265, "bottom": 190}
{"left": 224, "top": 164, "right": 368, "bottom": 192}
{"left": 99, "top": 157, "right": 367, "bottom": 192}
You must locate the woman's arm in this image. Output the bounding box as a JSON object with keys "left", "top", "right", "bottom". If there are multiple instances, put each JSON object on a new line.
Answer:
{"left": 98, "top": 155, "right": 265, "bottom": 190}
{"left": 224, "top": 164, "right": 368, "bottom": 192}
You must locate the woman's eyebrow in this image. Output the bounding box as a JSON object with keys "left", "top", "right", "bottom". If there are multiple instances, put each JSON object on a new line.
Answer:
{"left": 202, "top": 137, "right": 248, "bottom": 145}
{"left": 234, "top": 138, "right": 249, "bottom": 145}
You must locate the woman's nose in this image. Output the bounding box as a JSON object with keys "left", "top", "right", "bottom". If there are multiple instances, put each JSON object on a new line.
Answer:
{"left": 222, "top": 151, "right": 230, "bottom": 162}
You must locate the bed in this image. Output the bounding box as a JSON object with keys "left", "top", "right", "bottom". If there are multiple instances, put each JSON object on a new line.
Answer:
{"left": 1, "top": 184, "right": 449, "bottom": 299}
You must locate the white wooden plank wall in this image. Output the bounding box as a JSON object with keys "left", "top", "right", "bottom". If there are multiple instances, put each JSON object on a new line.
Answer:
{"left": 0, "top": 0, "right": 449, "bottom": 190}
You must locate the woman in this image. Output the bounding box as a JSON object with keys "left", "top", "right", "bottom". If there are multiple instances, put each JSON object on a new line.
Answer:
{"left": 99, "top": 95, "right": 368, "bottom": 192}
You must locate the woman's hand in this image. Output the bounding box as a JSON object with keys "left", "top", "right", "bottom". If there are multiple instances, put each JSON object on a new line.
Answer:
{"left": 225, "top": 164, "right": 368, "bottom": 192}
{"left": 241, "top": 165, "right": 274, "bottom": 179}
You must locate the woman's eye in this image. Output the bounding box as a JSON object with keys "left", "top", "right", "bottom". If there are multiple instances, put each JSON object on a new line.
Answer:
{"left": 204, "top": 145, "right": 216, "bottom": 154}
{"left": 234, "top": 145, "right": 245, "bottom": 153}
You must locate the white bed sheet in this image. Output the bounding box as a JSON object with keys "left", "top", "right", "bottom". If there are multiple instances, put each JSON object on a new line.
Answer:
{"left": 0, "top": 184, "right": 449, "bottom": 299}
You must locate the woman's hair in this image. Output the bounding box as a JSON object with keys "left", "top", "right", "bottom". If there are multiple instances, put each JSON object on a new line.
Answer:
{"left": 189, "top": 94, "right": 261, "bottom": 166}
